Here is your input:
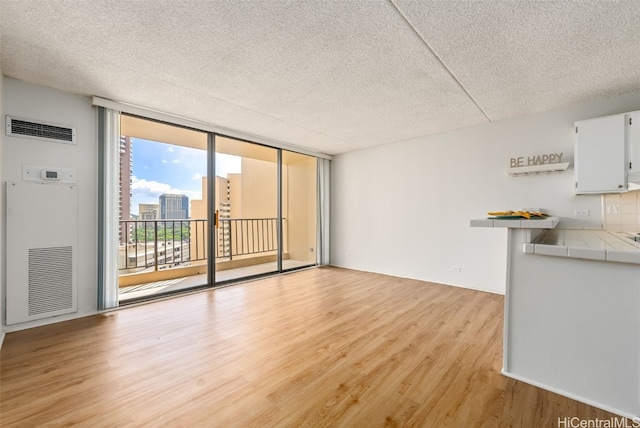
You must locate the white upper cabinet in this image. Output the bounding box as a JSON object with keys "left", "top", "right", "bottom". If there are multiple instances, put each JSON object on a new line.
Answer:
{"left": 628, "top": 111, "right": 640, "bottom": 183}
{"left": 574, "top": 113, "right": 627, "bottom": 194}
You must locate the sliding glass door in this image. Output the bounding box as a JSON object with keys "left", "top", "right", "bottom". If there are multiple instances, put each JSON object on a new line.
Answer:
{"left": 282, "top": 150, "right": 318, "bottom": 269}
{"left": 213, "top": 136, "right": 279, "bottom": 282}
{"left": 117, "top": 115, "right": 209, "bottom": 302}
{"left": 213, "top": 137, "right": 319, "bottom": 283}
{"left": 99, "top": 109, "right": 322, "bottom": 305}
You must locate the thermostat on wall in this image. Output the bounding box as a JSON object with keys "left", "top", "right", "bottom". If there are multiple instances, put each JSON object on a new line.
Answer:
{"left": 41, "top": 169, "right": 61, "bottom": 181}
{"left": 23, "top": 165, "right": 76, "bottom": 184}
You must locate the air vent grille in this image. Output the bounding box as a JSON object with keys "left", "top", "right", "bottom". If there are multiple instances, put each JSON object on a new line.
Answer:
{"left": 28, "top": 246, "right": 74, "bottom": 316}
{"left": 6, "top": 116, "right": 76, "bottom": 144}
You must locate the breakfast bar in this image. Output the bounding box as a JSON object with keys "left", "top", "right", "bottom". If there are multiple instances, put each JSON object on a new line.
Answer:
{"left": 471, "top": 217, "right": 640, "bottom": 419}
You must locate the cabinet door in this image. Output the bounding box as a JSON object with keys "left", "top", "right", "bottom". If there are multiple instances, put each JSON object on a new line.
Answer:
{"left": 574, "top": 113, "right": 627, "bottom": 194}
{"left": 628, "top": 111, "right": 640, "bottom": 180}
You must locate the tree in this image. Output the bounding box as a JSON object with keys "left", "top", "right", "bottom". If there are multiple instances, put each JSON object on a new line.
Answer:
{"left": 131, "top": 221, "right": 191, "bottom": 244}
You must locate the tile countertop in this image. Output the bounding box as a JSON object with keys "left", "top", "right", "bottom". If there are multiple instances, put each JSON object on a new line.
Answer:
{"left": 524, "top": 229, "right": 640, "bottom": 264}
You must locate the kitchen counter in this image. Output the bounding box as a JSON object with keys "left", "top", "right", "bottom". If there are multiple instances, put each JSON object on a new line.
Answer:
{"left": 524, "top": 229, "right": 640, "bottom": 264}
{"left": 470, "top": 215, "right": 640, "bottom": 264}
{"left": 470, "top": 216, "right": 559, "bottom": 229}
{"left": 470, "top": 217, "right": 640, "bottom": 419}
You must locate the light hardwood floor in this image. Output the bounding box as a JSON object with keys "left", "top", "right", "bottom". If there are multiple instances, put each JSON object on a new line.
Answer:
{"left": 0, "top": 267, "right": 625, "bottom": 427}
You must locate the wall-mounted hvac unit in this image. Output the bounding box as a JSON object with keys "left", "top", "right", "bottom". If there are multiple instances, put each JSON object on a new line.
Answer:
{"left": 5, "top": 115, "right": 76, "bottom": 144}
{"left": 6, "top": 181, "right": 78, "bottom": 325}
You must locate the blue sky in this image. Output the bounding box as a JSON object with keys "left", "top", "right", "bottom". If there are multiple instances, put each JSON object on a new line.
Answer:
{"left": 130, "top": 138, "right": 240, "bottom": 216}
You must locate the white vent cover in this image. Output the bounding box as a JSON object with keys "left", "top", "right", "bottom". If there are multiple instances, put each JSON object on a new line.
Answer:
{"left": 6, "top": 181, "right": 78, "bottom": 325}
{"left": 5, "top": 115, "right": 76, "bottom": 144}
{"left": 28, "top": 247, "right": 74, "bottom": 316}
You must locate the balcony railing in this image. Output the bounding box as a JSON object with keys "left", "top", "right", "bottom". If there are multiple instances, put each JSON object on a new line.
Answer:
{"left": 217, "top": 218, "right": 280, "bottom": 259}
{"left": 118, "top": 218, "right": 285, "bottom": 273}
{"left": 119, "top": 219, "right": 202, "bottom": 273}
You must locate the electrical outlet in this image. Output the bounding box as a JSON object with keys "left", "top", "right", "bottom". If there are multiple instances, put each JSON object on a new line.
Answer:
{"left": 574, "top": 209, "right": 590, "bottom": 217}
{"left": 451, "top": 266, "right": 461, "bottom": 273}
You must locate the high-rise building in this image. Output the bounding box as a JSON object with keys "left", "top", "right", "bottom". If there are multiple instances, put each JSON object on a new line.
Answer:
{"left": 119, "top": 136, "right": 133, "bottom": 244}
{"left": 190, "top": 176, "right": 231, "bottom": 260}
{"left": 119, "top": 136, "right": 132, "bottom": 221}
{"left": 159, "top": 194, "right": 189, "bottom": 219}
{"left": 139, "top": 203, "right": 159, "bottom": 220}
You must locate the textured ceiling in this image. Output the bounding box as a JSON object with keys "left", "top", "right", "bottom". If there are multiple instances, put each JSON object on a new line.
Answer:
{"left": 1, "top": 0, "right": 639, "bottom": 155}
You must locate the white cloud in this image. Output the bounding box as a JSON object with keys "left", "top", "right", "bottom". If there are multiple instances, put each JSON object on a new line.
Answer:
{"left": 168, "top": 146, "right": 174, "bottom": 153}
{"left": 161, "top": 159, "right": 168, "bottom": 164}
{"left": 131, "top": 177, "right": 172, "bottom": 197}
{"left": 131, "top": 176, "right": 202, "bottom": 201}
{"left": 192, "top": 173, "right": 203, "bottom": 180}
{"left": 171, "top": 159, "right": 180, "bottom": 164}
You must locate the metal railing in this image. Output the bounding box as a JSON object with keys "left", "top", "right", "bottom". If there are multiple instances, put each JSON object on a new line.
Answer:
{"left": 118, "top": 218, "right": 284, "bottom": 272}
{"left": 217, "top": 218, "right": 282, "bottom": 259}
{"left": 119, "top": 219, "right": 206, "bottom": 272}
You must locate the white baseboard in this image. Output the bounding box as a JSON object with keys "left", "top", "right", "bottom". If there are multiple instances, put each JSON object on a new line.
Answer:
{"left": 501, "top": 370, "right": 639, "bottom": 421}
{"left": 4, "top": 310, "right": 99, "bottom": 332}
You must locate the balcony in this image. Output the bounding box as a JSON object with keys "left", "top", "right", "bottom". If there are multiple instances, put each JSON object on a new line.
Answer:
{"left": 118, "top": 218, "right": 313, "bottom": 300}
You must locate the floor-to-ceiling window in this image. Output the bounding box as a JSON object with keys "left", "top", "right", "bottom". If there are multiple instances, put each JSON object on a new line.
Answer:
{"left": 282, "top": 150, "right": 318, "bottom": 269}
{"left": 118, "top": 115, "right": 208, "bottom": 302}
{"left": 99, "top": 109, "right": 322, "bottom": 304}
{"left": 213, "top": 137, "right": 318, "bottom": 283}
{"left": 213, "top": 136, "right": 280, "bottom": 282}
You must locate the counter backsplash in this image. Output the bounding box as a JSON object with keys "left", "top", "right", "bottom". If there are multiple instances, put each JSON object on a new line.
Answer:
{"left": 603, "top": 192, "right": 640, "bottom": 233}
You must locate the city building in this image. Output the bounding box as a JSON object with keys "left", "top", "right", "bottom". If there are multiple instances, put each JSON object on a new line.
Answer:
{"left": 159, "top": 194, "right": 189, "bottom": 220}
{"left": 118, "top": 136, "right": 132, "bottom": 244}
{"left": 138, "top": 203, "right": 159, "bottom": 220}
{"left": 118, "top": 240, "right": 191, "bottom": 274}
{"left": 190, "top": 176, "right": 231, "bottom": 262}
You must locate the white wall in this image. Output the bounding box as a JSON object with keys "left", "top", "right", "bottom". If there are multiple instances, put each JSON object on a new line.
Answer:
{"left": 0, "top": 60, "right": 4, "bottom": 346}
{"left": 331, "top": 91, "right": 640, "bottom": 294}
{"left": 2, "top": 77, "right": 98, "bottom": 330}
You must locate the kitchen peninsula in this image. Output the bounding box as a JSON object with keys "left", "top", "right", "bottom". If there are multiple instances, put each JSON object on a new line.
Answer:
{"left": 471, "top": 216, "right": 640, "bottom": 419}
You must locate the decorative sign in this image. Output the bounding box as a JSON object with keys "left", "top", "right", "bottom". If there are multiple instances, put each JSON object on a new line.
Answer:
{"left": 506, "top": 152, "right": 569, "bottom": 176}
{"left": 510, "top": 152, "right": 564, "bottom": 168}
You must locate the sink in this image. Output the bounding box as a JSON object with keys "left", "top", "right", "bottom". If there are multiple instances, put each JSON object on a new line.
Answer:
{"left": 624, "top": 233, "right": 640, "bottom": 243}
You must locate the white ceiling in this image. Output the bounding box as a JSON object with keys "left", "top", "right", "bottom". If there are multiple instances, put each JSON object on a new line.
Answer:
{"left": 1, "top": 0, "right": 640, "bottom": 156}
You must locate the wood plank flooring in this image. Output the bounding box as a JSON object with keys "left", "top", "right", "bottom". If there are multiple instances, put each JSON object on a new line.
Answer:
{"left": 0, "top": 267, "right": 626, "bottom": 427}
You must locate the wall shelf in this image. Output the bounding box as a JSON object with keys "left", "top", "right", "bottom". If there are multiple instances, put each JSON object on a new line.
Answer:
{"left": 506, "top": 162, "right": 570, "bottom": 177}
